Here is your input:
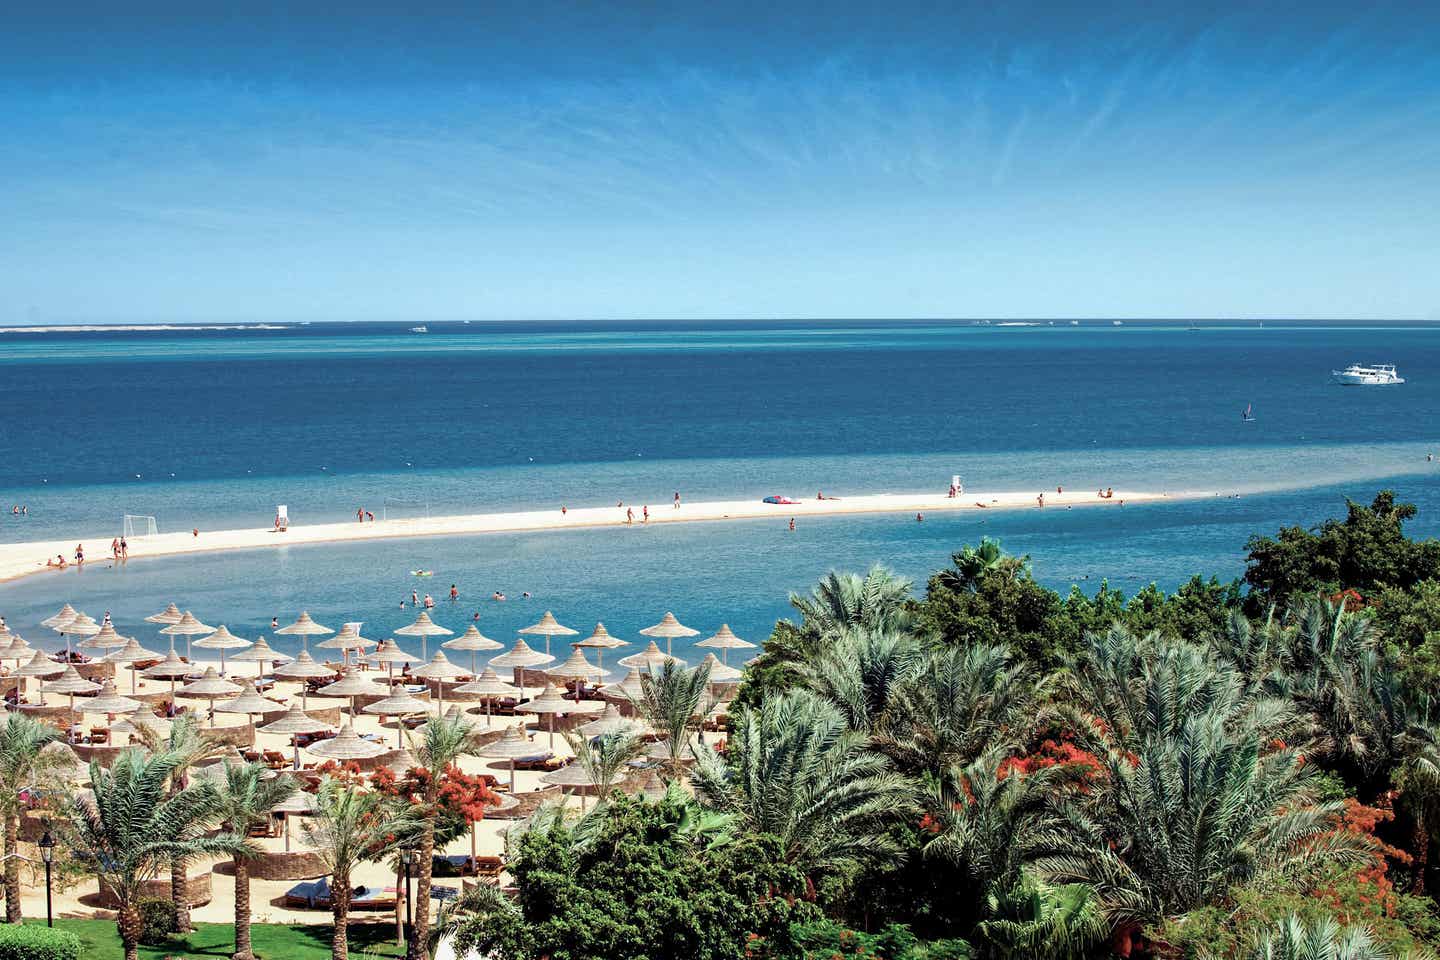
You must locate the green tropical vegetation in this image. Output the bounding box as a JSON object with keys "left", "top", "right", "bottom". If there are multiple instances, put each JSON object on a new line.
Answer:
{"left": 433, "top": 490, "right": 1440, "bottom": 959}
{"left": 6, "top": 490, "right": 1440, "bottom": 959}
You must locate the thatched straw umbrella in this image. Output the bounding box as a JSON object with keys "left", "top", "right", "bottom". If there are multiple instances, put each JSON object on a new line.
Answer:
{"left": 694, "top": 623, "right": 755, "bottom": 665}
{"left": 575, "top": 622, "right": 628, "bottom": 674}
{"left": 697, "top": 653, "right": 742, "bottom": 684}
{"left": 272, "top": 789, "right": 316, "bottom": 851}
{"left": 480, "top": 725, "right": 545, "bottom": 792}
{"left": 215, "top": 680, "right": 280, "bottom": 738}
{"left": 313, "top": 670, "right": 376, "bottom": 720}
{"left": 600, "top": 667, "right": 648, "bottom": 703}
{"left": 140, "top": 649, "right": 194, "bottom": 706}
{"left": 542, "top": 755, "right": 626, "bottom": 810}
{"left": 15, "top": 651, "right": 63, "bottom": 703}
{"left": 394, "top": 611, "right": 452, "bottom": 660}
{"left": 546, "top": 646, "right": 609, "bottom": 703}
{"left": 177, "top": 667, "right": 241, "bottom": 725}
{"left": 76, "top": 680, "right": 143, "bottom": 726}
{"left": 639, "top": 612, "right": 698, "bottom": 657}
{"left": 452, "top": 668, "right": 519, "bottom": 725}
{"left": 488, "top": 639, "right": 554, "bottom": 702}
{"left": 410, "top": 652, "right": 468, "bottom": 714}
{"left": 228, "top": 637, "right": 291, "bottom": 683}
{"left": 363, "top": 688, "right": 430, "bottom": 747}
{"left": 579, "top": 703, "right": 645, "bottom": 737}
{"left": 381, "top": 747, "right": 419, "bottom": 778}
{"left": 79, "top": 621, "right": 131, "bottom": 659}
{"left": 191, "top": 624, "right": 250, "bottom": 674}
{"left": 42, "top": 665, "right": 99, "bottom": 717}
{"left": 366, "top": 639, "right": 422, "bottom": 687}
{"left": 516, "top": 681, "right": 602, "bottom": 748}
{"left": 518, "top": 611, "right": 577, "bottom": 657}
{"left": 42, "top": 604, "right": 79, "bottom": 659}
{"left": 315, "top": 622, "right": 375, "bottom": 667}
{"left": 105, "top": 638, "right": 163, "bottom": 693}
{"left": 616, "top": 641, "right": 686, "bottom": 672}
{"left": 56, "top": 612, "right": 102, "bottom": 660}
{"left": 442, "top": 625, "right": 504, "bottom": 676}
{"left": 41, "top": 604, "right": 78, "bottom": 629}
{"left": 274, "top": 611, "right": 334, "bottom": 654}
{"left": 260, "top": 704, "right": 333, "bottom": 770}
{"left": 2, "top": 637, "right": 33, "bottom": 678}
{"left": 160, "top": 611, "right": 215, "bottom": 663}
{"left": 273, "top": 650, "right": 338, "bottom": 709}
{"left": 144, "top": 603, "right": 183, "bottom": 628}
{"left": 306, "top": 721, "right": 386, "bottom": 762}
{"left": 645, "top": 734, "right": 704, "bottom": 764}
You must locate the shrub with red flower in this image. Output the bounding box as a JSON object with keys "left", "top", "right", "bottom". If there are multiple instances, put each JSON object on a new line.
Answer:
{"left": 1313, "top": 797, "right": 1411, "bottom": 919}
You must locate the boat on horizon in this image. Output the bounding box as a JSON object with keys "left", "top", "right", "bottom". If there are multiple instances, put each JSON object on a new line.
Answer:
{"left": 410, "top": 325, "right": 429, "bottom": 333}
{"left": 1331, "top": 363, "right": 1404, "bottom": 385}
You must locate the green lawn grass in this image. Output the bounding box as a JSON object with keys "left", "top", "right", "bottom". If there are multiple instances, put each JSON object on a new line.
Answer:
{"left": 52, "top": 918, "right": 405, "bottom": 959}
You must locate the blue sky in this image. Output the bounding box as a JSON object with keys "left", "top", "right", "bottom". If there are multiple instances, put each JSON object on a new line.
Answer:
{"left": 2, "top": 1, "right": 1438, "bottom": 323}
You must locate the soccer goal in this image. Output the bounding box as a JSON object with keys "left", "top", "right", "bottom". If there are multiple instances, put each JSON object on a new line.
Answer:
{"left": 122, "top": 514, "right": 159, "bottom": 538}
{"left": 382, "top": 498, "right": 431, "bottom": 522}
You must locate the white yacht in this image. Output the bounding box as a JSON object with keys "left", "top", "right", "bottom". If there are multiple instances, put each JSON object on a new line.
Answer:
{"left": 409, "top": 325, "right": 429, "bottom": 334}
{"left": 1332, "top": 363, "right": 1404, "bottom": 385}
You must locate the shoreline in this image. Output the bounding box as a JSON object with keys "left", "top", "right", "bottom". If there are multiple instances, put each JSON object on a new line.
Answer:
{"left": 0, "top": 487, "right": 1183, "bottom": 585}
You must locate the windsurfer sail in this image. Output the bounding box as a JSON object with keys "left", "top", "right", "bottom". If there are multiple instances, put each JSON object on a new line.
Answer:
{"left": 1242, "top": 403, "right": 1255, "bottom": 422}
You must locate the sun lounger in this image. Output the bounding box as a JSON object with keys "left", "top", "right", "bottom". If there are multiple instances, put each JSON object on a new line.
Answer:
{"left": 510, "top": 753, "right": 561, "bottom": 772}
{"left": 283, "top": 878, "right": 397, "bottom": 910}
{"left": 283, "top": 878, "right": 330, "bottom": 908}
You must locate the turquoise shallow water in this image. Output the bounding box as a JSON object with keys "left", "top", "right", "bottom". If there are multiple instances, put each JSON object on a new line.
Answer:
{"left": 1, "top": 320, "right": 1438, "bottom": 658}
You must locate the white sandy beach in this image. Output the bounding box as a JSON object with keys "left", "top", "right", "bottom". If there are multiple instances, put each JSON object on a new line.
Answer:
{"left": 0, "top": 487, "right": 1176, "bottom": 585}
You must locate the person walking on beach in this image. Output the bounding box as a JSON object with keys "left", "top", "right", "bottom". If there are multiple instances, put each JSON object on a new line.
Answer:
{"left": 642, "top": 505, "right": 649, "bottom": 523}
{"left": 357, "top": 508, "right": 364, "bottom": 522}
{"left": 626, "top": 507, "right": 634, "bottom": 525}
{"left": 75, "top": 544, "right": 84, "bottom": 564}
{"left": 561, "top": 505, "right": 567, "bottom": 515}
{"left": 119, "top": 537, "right": 127, "bottom": 559}
{"left": 673, "top": 492, "right": 680, "bottom": 508}
{"left": 111, "top": 538, "right": 120, "bottom": 560}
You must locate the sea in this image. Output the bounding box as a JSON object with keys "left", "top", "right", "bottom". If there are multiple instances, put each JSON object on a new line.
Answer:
{"left": 1, "top": 319, "right": 1437, "bottom": 662}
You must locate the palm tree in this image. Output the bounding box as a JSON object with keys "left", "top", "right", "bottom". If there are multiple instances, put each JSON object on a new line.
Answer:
{"left": 65, "top": 749, "right": 249, "bottom": 960}
{"left": 790, "top": 564, "right": 914, "bottom": 637}
{"left": 214, "top": 761, "right": 297, "bottom": 960}
{"left": 629, "top": 660, "right": 712, "bottom": 775}
{"left": 407, "top": 712, "right": 482, "bottom": 959}
{"left": 923, "top": 749, "right": 1082, "bottom": 916}
{"left": 1036, "top": 631, "right": 1375, "bottom": 926}
{"left": 1235, "top": 915, "right": 1391, "bottom": 960}
{"left": 799, "top": 627, "right": 922, "bottom": 734}
{"left": 301, "top": 777, "right": 418, "bottom": 960}
{"left": 880, "top": 643, "right": 1038, "bottom": 795}
{"left": 974, "top": 877, "right": 1107, "bottom": 960}
{"left": 138, "top": 713, "right": 226, "bottom": 932}
{"left": 935, "top": 536, "right": 1009, "bottom": 593}
{"left": 691, "top": 689, "right": 912, "bottom": 883}
{"left": 565, "top": 729, "right": 645, "bottom": 808}
{"left": 0, "top": 713, "right": 63, "bottom": 922}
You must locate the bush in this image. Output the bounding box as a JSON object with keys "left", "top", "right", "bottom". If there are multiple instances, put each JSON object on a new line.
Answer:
{"left": 0, "top": 924, "right": 83, "bottom": 960}
{"left": 788, "top": 920, "right": 973, "bottom": 959}
{"left": 138, "top": 897, "right": 179, "bottom": 946}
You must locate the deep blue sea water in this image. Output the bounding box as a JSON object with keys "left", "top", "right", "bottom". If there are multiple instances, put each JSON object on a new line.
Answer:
{"left": 1, "top": 320, "right": 1438, "bottom": 660}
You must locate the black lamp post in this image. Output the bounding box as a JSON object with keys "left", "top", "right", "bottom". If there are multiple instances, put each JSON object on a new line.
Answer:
{"left": 400, "top": 845, "right": 415, "bottom": 959}
{"left": 38, "top": 828, "right": 56, "bottom": 927}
